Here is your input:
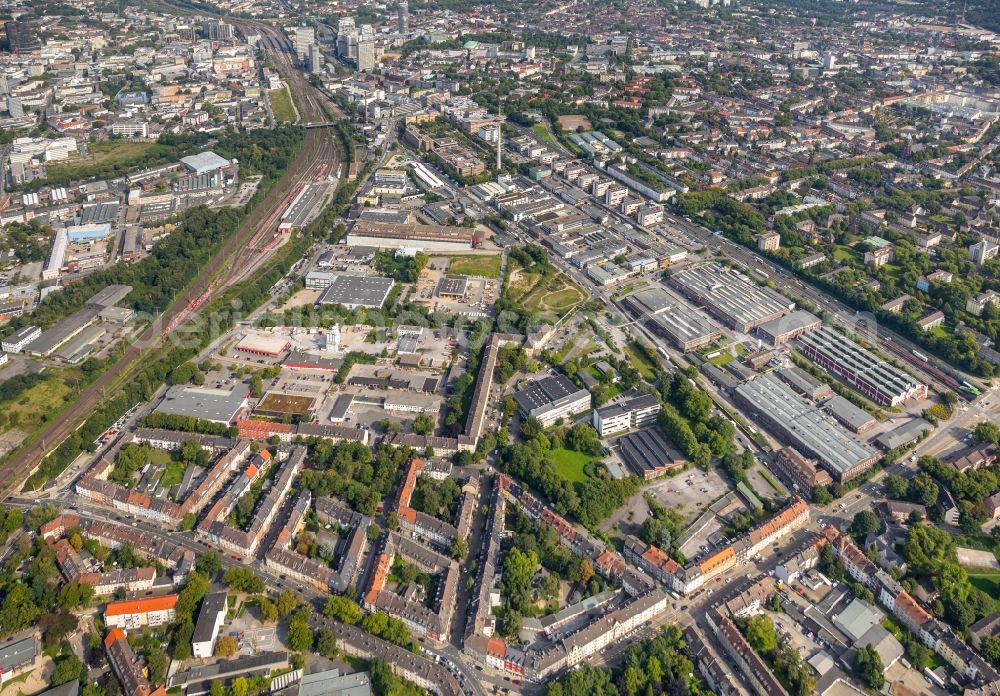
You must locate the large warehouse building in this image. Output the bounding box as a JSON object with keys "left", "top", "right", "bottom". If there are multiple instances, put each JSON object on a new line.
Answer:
{"left": 796, "top": 327, "right": 927, "bottom": 407}
{"left": 733, "top": 373, "right": 878, "bottom": 483}
{"left": 346, "top": 221, "right": 483, "bottom": 252}
{"left": 669, "top": 263, "right": 793, "bottom": 333}
{"left": 622, "top": 285, "right": 722, "bottom": 353}
{"left": 155, "top": 384, "right": 250, "bottom": 425}
{"left": 513, "top": 375, "right": 591, "bottom": 427}
{"left": 236, "top": 333, "right": 291, "bottom": 357}
{"left": 318, "top": 275, "right": 395, "bottom": 310}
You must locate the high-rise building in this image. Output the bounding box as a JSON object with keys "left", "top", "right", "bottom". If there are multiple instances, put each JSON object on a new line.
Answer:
{"left": 294, "top": 26, "right": 315, "bottom": 62}
{"left": 397, "top": 2, "right": 409, "bottom": 34}
{"left": 202, "top": 20, "right": 234, "bottom": 41}
{"left": 5, "top": 21, "right": 40, "bottom": 54}
{"left": 357, "top": 37, "right": 375, "bottom": 71}
{"left": 309, "top": 43, "right": 323, "bottom": 74}
{"left": 336, "top": 17, "right": 356, "bottom": 57}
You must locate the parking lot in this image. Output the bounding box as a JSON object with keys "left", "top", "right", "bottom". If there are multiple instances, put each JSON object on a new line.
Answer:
{"left": 599, "top": 465, "right": 734, "bottom": 537}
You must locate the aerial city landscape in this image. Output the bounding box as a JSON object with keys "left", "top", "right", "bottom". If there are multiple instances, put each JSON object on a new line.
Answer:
{"left": 1, "top": 0, "right": 1000, "bottom": 694}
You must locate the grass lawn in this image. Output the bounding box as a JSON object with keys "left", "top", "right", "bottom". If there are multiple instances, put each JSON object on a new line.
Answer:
{"left": 709, "top": 350, "right": 733, "bottom": 367}
{"left": 833, "top": 245, "right": 857, "bottom": 263}
{"left": 542, "top": 286, "right": 585, "bottom": 313}
{"left": 159, "top": 458, "right": 187, "bottom": 490}
{"left": 269, "top": 87, "right": 297, "bottom": 123}
{"left": 448, "top": 254, "right": 501, "bottom": 278}
{"left": 548, "top": 447, "right": 592, "bottom": 483}
{"left": 968, "top": 571, "right": 1000, "bottom": 611}
{"left": 512, "top": 269, "right": 585, "bottom": 318}
{"left": 624, "top": 341, "right": 657, "bottom": 379}
{"left": 531, "top": 122, "right": 558, "bottom": 147}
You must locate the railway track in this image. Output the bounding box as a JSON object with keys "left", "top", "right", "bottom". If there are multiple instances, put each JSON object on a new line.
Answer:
{"left": 0, "top": 25, "right": 341, "bottom": 499}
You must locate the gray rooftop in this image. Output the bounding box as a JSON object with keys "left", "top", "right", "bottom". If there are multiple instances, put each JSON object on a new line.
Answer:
{"left": 298, "top": 669, "right": 371, "bottom": 696}
{"left": 318, "top": 275, "right": 394, "bottom": 309}
{"left": 734, "top": 374, "right": 876, "bottom": 476}
{"left": 623, "top": 285, "right": 721, "bottom": 350}
{"left": 192, "top": 591, "right": 228, "bottom": 644}
{"left": 181, "top": 151, "right": 230, "bottom": 174}
{"left": 0, "top": 633, "right": 38, "bottom": 672}
{"left": 156, "top": 384, "right": 249, "bottom": 424}
{"left": 669, "top": 263, "right": 792, "bottom": 330}
{"left": 757, "top": 309, "right": 820, "bottom": 340}
{"left": 513, "top": 375, "right": 589, "bottom": 419}
{"left": 824, "top": 395, "right": 875, "bottom": 432}
{"left": 797, "top": 327, "right": 923, "bottom": 402}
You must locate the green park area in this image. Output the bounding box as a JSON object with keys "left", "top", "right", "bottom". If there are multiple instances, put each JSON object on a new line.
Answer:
{"left": 508, "top": 269, "right": 585, "bottom": 319}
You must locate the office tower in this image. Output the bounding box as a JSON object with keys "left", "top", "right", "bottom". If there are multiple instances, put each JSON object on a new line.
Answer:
{"left": 397, "top": 2, "right": 409, "bottom": 34}
{"left": 5, "top": 21, "right": 40, "bottom": 54}
{"left": 294, "top": 26, "right": 315, "bottom": 61}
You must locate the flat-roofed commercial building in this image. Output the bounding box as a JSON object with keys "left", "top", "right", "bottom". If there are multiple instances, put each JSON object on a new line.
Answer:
{"left": 1, "top": 325, "right": 40, "bottom": 353}
{"left": 235, "top": 333, "right": 291, "bottom": 357}
{"left": 734, "top": 374, "right": 878, "bottom": 483}
{"left": 156, "top": 384, "right": 250, "bottom": 425}
{"left": 318, "top": 275, "right": 395, "bottom": 310}
{"left": 669, "top": 263, "right": 793, "bottom": 333}
{"left": 796, "top": 327, "right": 927, "bottom": 407}
{"left": 513, "top": 375, "right": 590, "bottom": 427}
{"left": 622, "top": 285, "right": 722, "bottom": 353}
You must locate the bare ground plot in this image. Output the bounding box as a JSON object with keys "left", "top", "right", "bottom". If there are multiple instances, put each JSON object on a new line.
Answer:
{"left": 958, "top": 547, "right": 1000, "bottom": 569}
{"left": 598, "top": 466, "right": 731, "bottom": 538}
{"left": 557, "top": 115, "right": 592, "bottom": 131}
{"left": 278, "top": 288, "right": 322, "bottom": 310}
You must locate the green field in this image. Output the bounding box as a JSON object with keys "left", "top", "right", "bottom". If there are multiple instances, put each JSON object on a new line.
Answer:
{"left": 833, "top": 245, "right": 857, "bottom": 263}
{"left": 0, "top": 373, "right": 76, "bottom": 435}
{"left": 508, "top": 268, "right": 585, "bottom": 318}
{"left": 548, "top": 447, "right": 592, "bottom": 483}
{"left": 46, "top": 140, "right": 173, "bottom": 181}
{"left": 969, "top": 571, "right": 1000, "bottom": 611}
{"left": 269, "top": 87, "right": 298, "bottom": 123}
{"left": 531, "top": 122, "right": 558, "bottom": 147}
{"left": 158, "top": 455, "right": 186, "bottom": 490}
{"left": 448, "top": 254, "right": 502, "bottom": 278}
{"left": 624, "top": 342, "right": 658, "bottom": 379}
